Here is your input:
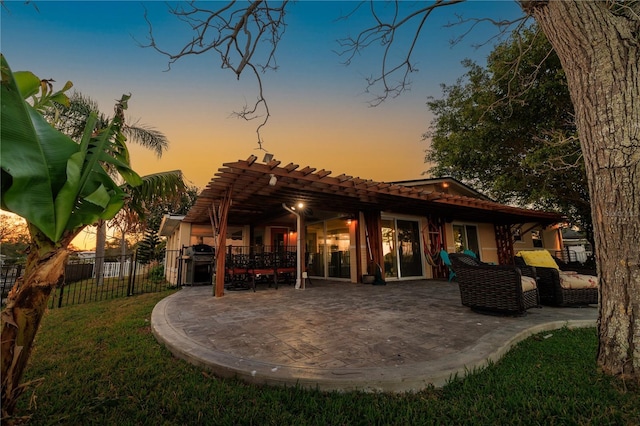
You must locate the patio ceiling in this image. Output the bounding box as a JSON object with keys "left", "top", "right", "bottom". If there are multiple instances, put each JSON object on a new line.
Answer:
{"left": 183, "top": 155, "right": 563, "bottom": 226}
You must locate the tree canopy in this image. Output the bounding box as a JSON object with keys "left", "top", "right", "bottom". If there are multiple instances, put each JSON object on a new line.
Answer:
{"left": 425, "top": 24, "right": 591, "bottom": 235}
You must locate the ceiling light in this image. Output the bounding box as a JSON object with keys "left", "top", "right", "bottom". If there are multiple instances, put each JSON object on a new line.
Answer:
{"left": 269, "top": 174, "right": 277, "bottom": 186}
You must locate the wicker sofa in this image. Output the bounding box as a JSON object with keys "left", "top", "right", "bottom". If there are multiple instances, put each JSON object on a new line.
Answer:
{"left": 449, "top": 253, "right": 539, "bottom": 315}
{"left": 514, "top": 252, "right": 598, "bottom": 307}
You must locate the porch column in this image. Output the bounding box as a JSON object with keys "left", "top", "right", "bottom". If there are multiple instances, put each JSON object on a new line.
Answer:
{"left": 214, "top": 189, "right": 232, "bottom": 297}
{"left": 494, "top": 224, "right": 515, "bottom": 265}
{"left": 299, "top": 213, "right": 306, "bottom": 288}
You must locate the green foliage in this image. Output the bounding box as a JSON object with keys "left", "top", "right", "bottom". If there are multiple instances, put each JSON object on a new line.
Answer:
{"left": 0, "top": 213, "right": 30, "bottom": 261}
{"left": 46, "top": 91, "right": 169, "bottom": 157}
{"left": 0, "top": 55, "right": 142, "bottom": 243}
{"left": 426, "top": 25, "right": 592, "bottom": 235}
{"left": 15, "top": 295, "right": 640, "bottom": 424}
{"left": 147, "top": 264, "right": 165, "bottom": 283}
{"left": 136, "top": 229, "right": 165, "bottom": 265}
{"left": 144, "top": 184, "right": 199, "bottom": 232}
{"left": 123, "top": 170, "right": 188, "bottom": 222}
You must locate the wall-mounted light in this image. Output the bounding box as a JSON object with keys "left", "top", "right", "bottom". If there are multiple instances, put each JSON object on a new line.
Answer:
{"left": 269, "top": 174, "right": 277, "bottom": 186}
{"left": 263, "top": 153, "right": 274, "bottom": 163}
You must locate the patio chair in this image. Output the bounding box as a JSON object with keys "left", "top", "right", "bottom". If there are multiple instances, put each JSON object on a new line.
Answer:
{"left": 463, "top": 249, "right": 478, "bottom": 258}
{"left": 449, "top": 253, "right": 539, "bottom": 315}
{"left": 514, "top": 250, "right": 598, "bottom": 306}
{"left": 439, "top": 250, "right": 456, "bottom": 281}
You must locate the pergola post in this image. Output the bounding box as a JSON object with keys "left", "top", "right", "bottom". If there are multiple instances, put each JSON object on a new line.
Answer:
{"left": 214, "top": 189, "right": 232, "bottom": 297}
{"left": 495, "top": 224, "right": 515, "bottom": 265}
{"left": 299, "top": 213, "right": 306, "bottom": 288}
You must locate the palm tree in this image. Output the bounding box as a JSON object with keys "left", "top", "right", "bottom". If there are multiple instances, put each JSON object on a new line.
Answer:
{"left": 47, "top": 91, "right": 168, "bottom": 157}
{"left": 46, "top": 92, "right": 179, "bottom": 284}
{"left": 111, "top": 170, "right": 187, "bottom": 280}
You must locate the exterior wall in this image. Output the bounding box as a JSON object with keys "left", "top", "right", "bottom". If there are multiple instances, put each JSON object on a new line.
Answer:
{"left": 164, "top": 222, "right": 192, "bottom": 285}
{"left": 162, "top": 214, "right": 562, "bottom": 286}
{"left": 443, "top": 222, "right": 498, "bottom": 263}
{"left": 478, "top": 223, "right": 499, "bottom": 264}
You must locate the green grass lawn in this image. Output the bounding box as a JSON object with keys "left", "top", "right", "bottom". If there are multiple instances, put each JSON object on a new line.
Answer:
{"left": 14, "top": 290, "right": 640, "bottom": 425}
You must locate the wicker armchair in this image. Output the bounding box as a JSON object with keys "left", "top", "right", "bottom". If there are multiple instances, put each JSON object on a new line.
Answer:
{"left": 449, "top": 253, "right": 539, "bottom": 315}
{"left": 514, "top": 255, "right": 598, "bottom": 306}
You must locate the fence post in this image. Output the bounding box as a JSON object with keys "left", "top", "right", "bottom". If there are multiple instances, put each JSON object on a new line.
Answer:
{"left": 57, "top": 281, "right": 65, "bottom": 309}
{"left": 127, "top": 252, "right": 136, "bottom": 296}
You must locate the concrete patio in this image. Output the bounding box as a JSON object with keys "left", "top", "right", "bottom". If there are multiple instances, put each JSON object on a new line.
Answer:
{"left": 151, "top": 279, "right": 597, "bottom": 393}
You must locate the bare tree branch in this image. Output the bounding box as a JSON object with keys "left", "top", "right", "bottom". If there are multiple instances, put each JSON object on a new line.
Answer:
{"left": 139, "top": 1, "right": 289, "bottom": 150}
{"left": 336, "top": 0, "right": 531, "bottom": 106}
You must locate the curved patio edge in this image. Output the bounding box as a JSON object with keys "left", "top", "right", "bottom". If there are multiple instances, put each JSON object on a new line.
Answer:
{"left": 151, "top": 289, "right": 597, "bottom": 393}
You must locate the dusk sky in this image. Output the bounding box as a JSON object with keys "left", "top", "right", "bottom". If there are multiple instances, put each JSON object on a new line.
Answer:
{"left": 2, "top": 1, "right": 526, "bottom": 189}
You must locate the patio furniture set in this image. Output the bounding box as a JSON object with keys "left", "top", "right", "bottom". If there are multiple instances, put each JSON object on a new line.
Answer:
{"left": 224, "top": 250, "right": 297, "bottom": 291}
{"left": 445, "top": 250, "right": 599, "bottom": 316}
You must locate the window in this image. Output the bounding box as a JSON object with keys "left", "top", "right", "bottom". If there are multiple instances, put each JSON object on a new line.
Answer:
{"left": 513, "top": 226, "right": 523, "bottom": 242}
{"left": 453, "top": 224, "right": 480, "bottom": 256}
{"left": 532, "top": 230, "right": 543, "bottom": 248}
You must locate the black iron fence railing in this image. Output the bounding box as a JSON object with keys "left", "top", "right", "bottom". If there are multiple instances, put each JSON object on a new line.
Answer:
{"left": 0, "top": 250, "right": 181, "bottom": 309}
{"left": 1, "top": 263, "right": 23, "bottom": 306}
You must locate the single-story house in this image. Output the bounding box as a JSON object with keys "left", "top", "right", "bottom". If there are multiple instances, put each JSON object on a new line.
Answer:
{"left": 159, "top": 155, "right": 564, "bottom": 296}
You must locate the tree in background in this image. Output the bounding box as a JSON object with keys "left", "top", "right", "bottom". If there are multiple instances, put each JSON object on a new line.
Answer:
{"left": 425, "top": 25, "right": 593, "bottom": 245}
{"left": 110, "top": 170, "right": 188, "bottom": 279}
{"left": 134, "top": 183, "right": 199, "bottom": 265}
{"left": 136, "top": 228, "right": 164, "bottom": 265}
{"left": 0, "top": 213, "right": 30, "bottom": 263}
{"left": 0, "top": 55, "right": 142, "bottom": 418}
{"left": 150, "top": 0, "right": 639, "bottom": 382}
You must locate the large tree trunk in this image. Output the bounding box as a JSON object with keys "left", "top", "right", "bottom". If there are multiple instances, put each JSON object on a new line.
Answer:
{"left": 1, "top": 231, "right": 73, "bottom": 420}
{"left": 527, "top": 1, "right": 639, "bottom": 380}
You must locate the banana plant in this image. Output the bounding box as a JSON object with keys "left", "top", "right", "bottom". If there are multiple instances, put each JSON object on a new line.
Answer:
{"left": 0, "top": 54, "right": 142, "bottom": 420}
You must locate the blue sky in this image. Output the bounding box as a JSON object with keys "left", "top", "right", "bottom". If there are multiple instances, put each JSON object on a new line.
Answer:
{"left": 2, "top": 1, "right": 526, "bottom": 189}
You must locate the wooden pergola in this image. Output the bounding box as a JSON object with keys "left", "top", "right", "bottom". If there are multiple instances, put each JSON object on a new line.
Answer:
{"left": 184, "top": 155, "right": 563, "bottom": 296}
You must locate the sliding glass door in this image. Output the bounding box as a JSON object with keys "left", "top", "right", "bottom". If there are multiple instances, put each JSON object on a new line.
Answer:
{"left": 305, "top": 218, "right": 350, "bottom": 279}
{"left": 382, "top": 217, "right": 423, "bottom": 279}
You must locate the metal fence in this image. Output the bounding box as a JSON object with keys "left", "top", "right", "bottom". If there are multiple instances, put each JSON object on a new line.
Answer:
{"left": 1, "top": 264, "right": 23, "bottom": 306}
{"left": 0, "top": 250, "right": 181, "bottom": 309}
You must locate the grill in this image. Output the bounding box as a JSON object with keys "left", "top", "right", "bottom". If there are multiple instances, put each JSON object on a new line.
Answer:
{"left": 184, "top": 244, "right": 214, "bottom": 285}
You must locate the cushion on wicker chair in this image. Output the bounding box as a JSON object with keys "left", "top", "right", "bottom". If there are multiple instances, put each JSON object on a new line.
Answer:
{"left": 521, "top": 276, "right": 537, "bottom": 292}
{"left": 517, "top": 250, "right": 560, "bottom": 270}
{"left": 558, "top": 271, "right": 599, "bottom": 289}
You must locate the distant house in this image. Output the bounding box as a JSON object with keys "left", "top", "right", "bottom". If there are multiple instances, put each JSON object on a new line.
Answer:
{"left": 159, "top": 156, "right": 564, "bottom": 295}
{"left": 559, "top": 228, "right": 592, "bottom": 263}
{"left": 74, "top": 251, "right": 96, "bottom": 260}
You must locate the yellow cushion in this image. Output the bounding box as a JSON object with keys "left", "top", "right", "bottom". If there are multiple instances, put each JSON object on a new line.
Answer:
{"left": 521, "top": 276, "right": 537, "bottom": 293}
{"left": 517, "top": 250, "right": 559, "bottom": 270}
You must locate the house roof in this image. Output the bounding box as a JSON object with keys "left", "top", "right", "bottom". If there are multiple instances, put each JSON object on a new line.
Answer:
{"left": 158, "top": 214, "right": 185, "bottom": 237}
{"left": 390, "top": 177, "right": 494, "bottom": 201}
{"left": 183, "top": 156, "right": 563, "bottom": 226}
